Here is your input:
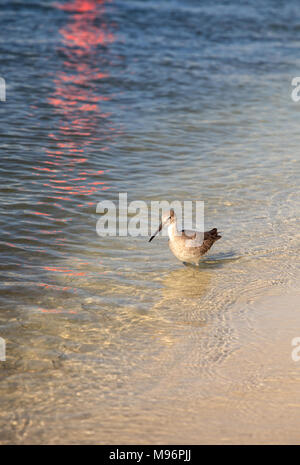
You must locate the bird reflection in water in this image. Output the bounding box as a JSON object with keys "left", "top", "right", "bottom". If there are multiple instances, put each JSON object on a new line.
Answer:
{"left": 149, "top": 267, "right": 212, "bottom": 328}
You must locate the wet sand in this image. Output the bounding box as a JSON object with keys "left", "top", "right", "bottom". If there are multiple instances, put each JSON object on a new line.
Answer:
{"left": 172, "top": 289, "right": 300, "bottom": 444}
{"left": 1, "top": 280, "right": 300, "bottom": 445}
{"left": 99, "top": 288, "right": 300, "bottom": 445}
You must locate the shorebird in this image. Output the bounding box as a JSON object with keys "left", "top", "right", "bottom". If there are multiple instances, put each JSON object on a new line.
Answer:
{"left": 149, "top": 209, "right": 221, "bottom": 265}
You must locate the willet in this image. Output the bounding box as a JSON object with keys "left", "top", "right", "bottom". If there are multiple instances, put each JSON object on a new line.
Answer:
{"left": 149, "top": 208, "right": 221, "bottom": 265}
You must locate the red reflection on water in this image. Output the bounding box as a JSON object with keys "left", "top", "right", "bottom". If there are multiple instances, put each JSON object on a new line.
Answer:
{"left": 28, "top": 0, "right": 117, "bottom": 297}
{"left": 43, "top": 265, "right": 87, "bottom": 276}
{"left": 42, "top": 0, "right": 115, "bottom": 210}
{"left": 40, "top": 308, "right": 78, "bottom": 314}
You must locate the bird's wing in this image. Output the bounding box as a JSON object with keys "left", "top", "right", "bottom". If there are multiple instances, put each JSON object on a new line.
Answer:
{"left": 181, "top": 229, "right": 204, "bottom": 246}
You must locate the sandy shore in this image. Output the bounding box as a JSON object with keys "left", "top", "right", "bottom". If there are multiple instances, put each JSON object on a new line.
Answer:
{"left": 146, "top": 289, "right": 300, "bottom": 444}
{"left": 80, "top": 287, "right": 300, "bottom": 445}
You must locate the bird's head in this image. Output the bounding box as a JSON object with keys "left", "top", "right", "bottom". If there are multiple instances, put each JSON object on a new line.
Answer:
{"left": 149, "top": 209, "right": 175, "bottom": 242}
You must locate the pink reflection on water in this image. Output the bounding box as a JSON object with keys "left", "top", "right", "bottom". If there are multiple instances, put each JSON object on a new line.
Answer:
{"left": 41, "top": 0, "right": 116, "bottom": 210}
{"left": 28, "top": 0, "right": 117, "bottom": 296}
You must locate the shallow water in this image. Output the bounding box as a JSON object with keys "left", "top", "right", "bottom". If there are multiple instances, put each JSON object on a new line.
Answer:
{"left": 0, "top": 0, "right": 300, "bottom": 444}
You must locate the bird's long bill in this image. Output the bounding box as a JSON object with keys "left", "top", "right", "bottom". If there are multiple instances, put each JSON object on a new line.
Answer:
{"left": 149, "top": 221, "right": 163, "bottom": 242}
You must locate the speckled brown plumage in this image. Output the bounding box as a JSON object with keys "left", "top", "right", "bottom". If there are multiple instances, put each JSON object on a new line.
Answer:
{"left": 149, "top": 209, "right": 221, "bottom": 265}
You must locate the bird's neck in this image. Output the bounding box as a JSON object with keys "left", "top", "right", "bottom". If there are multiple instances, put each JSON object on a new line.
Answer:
{"left": 168, "top": 221, "right": 178, "bottom": 240}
